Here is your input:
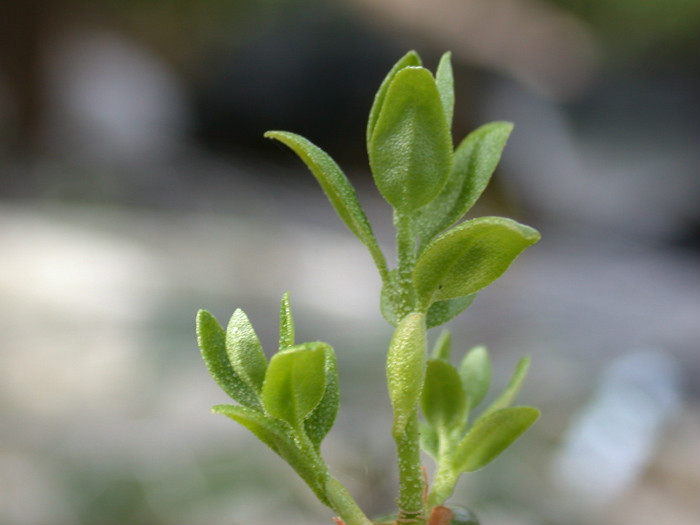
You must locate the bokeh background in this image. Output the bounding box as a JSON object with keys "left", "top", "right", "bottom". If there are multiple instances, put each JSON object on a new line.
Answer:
{"left": 1, "top": 1, "right": 698, "bottom": 524}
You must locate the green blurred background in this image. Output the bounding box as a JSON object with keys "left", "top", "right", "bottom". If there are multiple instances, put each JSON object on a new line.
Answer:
{"left": 1, "top": 1, "right": 698, "bottom": 524}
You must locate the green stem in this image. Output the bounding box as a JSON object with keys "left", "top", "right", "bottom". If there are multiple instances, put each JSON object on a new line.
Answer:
{"left": 395, "top": 413, "right": 426, "bottom": 523}
{"left": 326, "top": 477, "right": 374, "bottom": 525}
{"left": 426, "top": 458, "right": 457, "bottom": 508}
{"left": 394, "top": 211, "right": 417, "bottom": 317}
{"left": 426, "top": 430, "right": 458, "bottom": 508}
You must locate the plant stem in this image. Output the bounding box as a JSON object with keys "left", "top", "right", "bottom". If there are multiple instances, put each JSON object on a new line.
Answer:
{"left": 394, "top": 211, "right": 417, "bottom": 317}
{"left": 325, "top": 477, "right": 374, "bottom": 525}
{"left": 395, "top": 413, "right": 426, "bottom": 524}
{"left": 426, "top": 457, "right": 457, "bottom": 509}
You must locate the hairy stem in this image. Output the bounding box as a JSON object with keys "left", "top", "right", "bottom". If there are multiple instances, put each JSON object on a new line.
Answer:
{"left": 325, "top": 477, "right": 374, "bottom": 525}
{"left": 394, "top": 211, "right": 417, "bottom": 317}
{"left": 395, "top": 413, "right": 426, "bottom": 524}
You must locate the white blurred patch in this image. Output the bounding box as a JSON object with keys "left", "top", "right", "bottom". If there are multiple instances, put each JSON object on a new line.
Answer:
{"left": 43, "top": 30, "right": 190, "bottom": 162}
{"left": 552, "top": 349, "right": 682, "bottom": 507}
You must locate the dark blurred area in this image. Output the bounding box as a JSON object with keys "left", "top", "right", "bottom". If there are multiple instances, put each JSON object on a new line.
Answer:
{"left": 1, "top": 1, "right": 698, "bottom": 524}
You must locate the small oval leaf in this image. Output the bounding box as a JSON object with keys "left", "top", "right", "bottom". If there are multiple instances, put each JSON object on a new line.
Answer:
{"left": 196, "top": 310, "right": 260, "bottom": 409}
{"left": 304, "top": 344, "right": 340, "bottom": 448}
{"left": 459, "top": 345, "right": 491, "bottom": 411}
{"left": 367, "top": 50, "right": 422, "bottom": 146}
{"left": 414, "top": 217, "right": 540, "bottom": 307}
{"left": 369, "top": 67, "right": 453, "bottom": 212}
{"left": 226, "top": 309, "right": 267, "bottom": 395}
{"left": 421, "top": 359, "right": 466, "bottom": 433}
{"left": 279, "top": 292, "right": 295, "bottom": 350}
{"left": 453, "top": 406, "right": 539, "bottom": 473}
{"left": 415, "top": 122, "right": 514, "bottom": 246}
{"left": 262, "top": 344, "right": 327, "bottom": 428}
{"left": 387, "top": 312, "right": 427, "bottom": 437}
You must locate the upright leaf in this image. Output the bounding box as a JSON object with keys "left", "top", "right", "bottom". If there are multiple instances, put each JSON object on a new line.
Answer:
{"left": 413, "top": 217, "right": 540, "bottom": 308}
{"left": 279, "top": 292, "right": 295, "bottom": 350}
{"left": 226, "top": 309, "right": 267, "bottom": 395}
{"left": 304, "top": 344, "right": 340, "bottom": 448}
{"left": 479, "top": 356, "right": 530, "bottom": 420}
{"left": 196, "top": 310, "right": 260, "bottom": 409}
{"left": 387, "top": 312, "right": 427, "bottom": 437}
{"left": 431, "top": 330, "right": 452, "bottom": 361}
{"left": 415, "top": 122, "right": 514, "bottom": 246}
{"left": 369, "top": 67, "right": 453, "bottom": 213}
{"left": 367, "top": 50, "right": 422, "bottom": 146}
{"left": 264, "top": 131, "right": 385, "bottom": 274}
{"left": 452, "top": 407, "right": 539, "bottom": 473}
{"left": 262, "top": 344, "right": 327, "bottom": 429}
{"left": 435, "top": 52, "right": 454, "bottom": 130}
{"left": 459, "top": 345, "right": 491, "bottom": 411}
{"left": 421, "top": 359, "right": 466, "bottom": 433}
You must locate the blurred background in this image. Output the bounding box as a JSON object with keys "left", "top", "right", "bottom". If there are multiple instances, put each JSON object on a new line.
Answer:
{"left": 0, "top": 0, "right": 698, "bottom": 524}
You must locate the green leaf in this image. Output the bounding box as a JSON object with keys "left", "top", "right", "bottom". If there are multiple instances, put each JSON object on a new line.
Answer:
{"left": 196, "top": 310, "right": 260, "bottom": 409}
{"left": 415, "top": 122, "right": 514, "bottom": 246}
{"left": 367, "top": 50, "right": 422, "bottom": 146}
{"left": 426, "top": 294, "right": 476, "bottom": 329}
{"left": 387, "top": 312, "right": 427, "bottom": 437}
{"left": 279, "top": 292, "right": 295, "bottom": 350}
{"left": 431, "top": 330, "right": 452, "bottom": 361}
{"left": 226, "top": 309, "right": 267, "bottom": 395}
{"left": 435, "top": 52, "right": 454, "bottom": 130}
{"left": 452, "top": 406, "right": 539, "bottom": 473}
{"left": 459, "top": 345, "right": 491, "bottom": 411}
{"left": 264, "top": 131, "right": 385, "bottom": 271}
{"left": 419, "top": 420, "right": 439, "bottom": 459}
{"left": 479, "top": 356, "right": 530, "bottom": 420}
{"left": 304, "top": 344, "right": 340, "bottom": 448}
{"left": 262, "top": 344, "right": 327, "bottom": 428}
{"left": 413, "top": 217, "right": 540, "bottom": 308}
{"left": 212, "top": 404, "right": 329, "bottom": 505}
{"left": 421, "top": 359, "right": 466, "bottom": 433}
{"left": 369, "top": 66, "right": 453, "bottom": 213}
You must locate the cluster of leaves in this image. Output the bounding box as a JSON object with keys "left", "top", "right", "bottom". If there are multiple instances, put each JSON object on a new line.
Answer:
{"left": 420, "top": 335, "right": 538, "bottom": 507}
{"left": 197, "top": 50, "right": 541, "bottom": 525}
{"left": 197, "top": 293, "right": 339, "bottom": 506}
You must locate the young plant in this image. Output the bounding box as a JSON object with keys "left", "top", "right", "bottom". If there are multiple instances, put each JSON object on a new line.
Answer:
{"left": 196, "top": 50, "right": 540, "bottom": 525}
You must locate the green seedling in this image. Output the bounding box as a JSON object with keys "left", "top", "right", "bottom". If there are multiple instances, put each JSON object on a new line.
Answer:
{"left": 196, "top": 50, "right": 540, "bottom": 525}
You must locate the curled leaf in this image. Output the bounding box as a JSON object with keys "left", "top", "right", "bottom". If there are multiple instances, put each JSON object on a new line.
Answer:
{"left": 387, "top": 312, "right": 427, "bottom": 437}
